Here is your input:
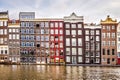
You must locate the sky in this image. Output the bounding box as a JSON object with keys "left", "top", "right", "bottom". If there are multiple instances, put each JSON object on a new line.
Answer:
{"left": 0, "top": 0, "right": 120, "bottom": 24}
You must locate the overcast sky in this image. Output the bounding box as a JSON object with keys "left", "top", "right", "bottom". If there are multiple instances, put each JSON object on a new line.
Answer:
{"left": 0, "top": 0, "right": 120, "bottom": 23}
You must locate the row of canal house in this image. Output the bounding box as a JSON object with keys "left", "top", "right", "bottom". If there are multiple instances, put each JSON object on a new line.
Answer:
{"left": 0, "top": 11, "right": 120, "bottom": 65}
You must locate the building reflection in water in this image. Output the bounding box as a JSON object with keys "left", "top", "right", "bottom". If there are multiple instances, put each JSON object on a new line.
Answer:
{"left": 0, "top": 65, "right": 119, "bottom": 79}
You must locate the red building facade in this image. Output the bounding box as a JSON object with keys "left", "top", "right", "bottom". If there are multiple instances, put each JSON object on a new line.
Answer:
{"left": 50, "top": 20, "right": 64, "bottom": 64}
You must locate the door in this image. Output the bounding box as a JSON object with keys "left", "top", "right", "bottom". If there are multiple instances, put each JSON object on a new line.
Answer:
{"left": 107, "top": 58, "right": 110, "bottom": 64}
{"left": 72, "top": 56, "right": 77, "bottom": 64}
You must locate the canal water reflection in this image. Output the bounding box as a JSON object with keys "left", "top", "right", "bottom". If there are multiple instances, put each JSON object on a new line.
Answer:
{"left": 0, "top": 65, "right": 120, "bottom": 80}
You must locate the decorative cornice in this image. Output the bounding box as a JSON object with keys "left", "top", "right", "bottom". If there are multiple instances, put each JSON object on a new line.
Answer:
{"left": 101, "top": 15, "right": 117, "bottom": 24}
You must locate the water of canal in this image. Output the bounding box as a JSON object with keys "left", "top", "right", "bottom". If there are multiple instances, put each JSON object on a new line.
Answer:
{"left": 0, "top": 65, "right": 120, "bottom": 80}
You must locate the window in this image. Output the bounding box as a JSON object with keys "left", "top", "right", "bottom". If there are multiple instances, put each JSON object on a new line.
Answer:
{"left": 102, "top": 33, "right": 106, "bottom": 38}
{"left": 50, "top": 23, "right": 54, "bottom": 27}
{"left": 0, "top": 21, "right": 3, "bottom": 26}
{"left": 66, "top": 56, "right": 70, "bottom": 62}
{"left": 91, "top": 30, "right": 94, "bottom": 35}
{"left": 96, "top": 52, "right": 100, "bottom": 57}
{"left": 4, "top": 29, "right": 7, "bottom": 35}
{"left": 51, "top": 36, "right": 54, "bottom": 41}
{"left": 107, "top": 26, "right": 110, "bottom": 31}
{"left": 85, "top": 36, "right": 89, "bottom": 41}
{"left": 41, "top": 29, "right": 44, "bottom": 34}
{"left": 96, "top": 58, "right": 100, "bottom": 63}
{"left": 91, "top": 52, "right": 94, "bottom": 56}
{"left": 59, "top": 30, "right": 63, "bottom": 34}
{"left": 106, "top": 41, "right": 110, "bottom": 46}
{"left": 85, "top": 58, "right": 89, "bottom": 63}
{"left": 96, "top": 30, "right": 100, "bottom": 35}
{"left": 9, "top": 29, "right": 12, "bottom": 32}
{"left": 102, "top": 41, "right": 105, "bottom": 46}
{"left": 78, "top": 30, "right": 82, "bottom": 35}
{"left": 55, "top": 22, "right": 58, "bottom": 27}
{"left": 103, "top": 49, "right": 105, "bottom": 55}
{"left": 107, "top": 49, "right": 110, "bottom": 55}
{"left": 78, "top": 48, "right": 82, "bottom": 55}
{"left": 16, "top": 29, "right": 19, "bottom": 33}
{"left": 78, "top": 56, "right": 82, "bottom": 62}
{"left": 16, "top": 34, "right": 19, "bottom": 39}
{"left": 78, "top": 38, "right": 82, "bottom": 46}
{"left": 111, "top": 33, "right": 115, "bottom": 38}
{"left": 112, "top": 26, "right": 115, "bottom": 29}
{"left": 0, "top": 38, "right": 3, "bottom": 44}
{"left": 66, "top": 38, "right": 70, "bottom": 46}
{"left": 4, "top": 21, "right": 7, "bottom": 26}
{"left": 45, "top": 22, "right": 49, "bottom": 27}
{"left": 9, "top": 35, "right": 12, "bottom": 39}
{"left": 1, "top": 50, "right": 3, "bottom": 54}
{"left": 86, "top": 42, "right": 89, "bottom": 50}
{"left": 41, "top": 36, "right": 44, "bottom": 41}
{"left": 107, "top": 33, "right": 110, "bottom": 38}
{"left": 71, "top": 24, "right": 76, "bottom": 28}
{"left": 59, "top": 22, "right": 63, "bottom": 28}
{"left": 36, "top": 36, "right": 40, "bottom": 41}
{"left": 13, "top": 29, "right": 15, "bottom": 32}
{"left": 41, "top": 22, "right": 44, "bottom": 27}
{"left": 71, "top": 30, "right": 76, "bottom": 35}
{"left": 66, "top": 30, "right": 70, "bottom": 35}
{"left": 0, "top": 29, "right": 3, "bottom": 35}
{"left": 55, "top": 29, "right": 58, "bottom": 34}
{"left": 118, "top": 38, "right": 120, "bottom": 41}
{"left": 118, "top": 52, "right": 120, "bottom": 58}
{"left": 96, "top": 43, "right": 100, "bottom": 50}
{"left": 5, "top": 50, "right": 7, "bottom": 54}
{"left": 59, "top": 36, "right": 63, "bottom": 41}
{"left": 112, "top": 41, "right": 115, "bottom": 46}
{"left": 85, "top": 52, "right": 89, "bottom": 57}
{"left": 112, "top": 49, "right": 115, "bottom": 55}
{"left": 66, "top": 48, "right": 70, "bottom": 55}
{"left": 72, "top": 48, "right": 76, "bottom": 55}
{"left": 102, "top": 26, "right": 105, "bottom": 29}
{"left": 45, "top": 29, "right": 49, "bottom": 34}
{"left": 51, "top": 30, "right": 54, "bottom": 34}
{"left": 112, "top": 58, "right": 115, "bottom": 62}
{"left": 96, "top": 36, "right": 100, "bottom": 41}
{"left": 85, "top": 30, "right": 89, "bottom": 35}
{"left": 78, "top": 24, "right": 82, "bottom": 28}
{"left": 91, "top": 43, "right": 94, "bottom": 50}
{"left": 66, "top": 24, "right": 70, "bottom": 28}
{"left": 72, "top": 38, "right": 76, "bottom": 46}
{"left": 45, "top": 36, "right": 49, "bottom": 41}
{"left": 60, "top": 43, "right": 63, "bottom": 48}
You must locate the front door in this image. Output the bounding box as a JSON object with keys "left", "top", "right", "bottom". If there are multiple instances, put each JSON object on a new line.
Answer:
{"left": 72, "top": 56, "right": 77, "bottom": 64}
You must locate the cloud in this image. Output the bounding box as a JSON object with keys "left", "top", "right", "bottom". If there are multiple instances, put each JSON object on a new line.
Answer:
{"left": 0, "top": 0, "right": 120, "bottom": 23}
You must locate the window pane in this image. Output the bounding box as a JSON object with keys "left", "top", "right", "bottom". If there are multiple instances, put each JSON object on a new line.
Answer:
{"left": 66, "top": 38, "right": 70, "bottom": 46}
{"left": 71, "top": 24, "right": 76, "bottom": 28}
{"left": 78, "top": 38, "right": 82, "bottom": 46}
{"left": 78, "top": 48, "right": 82, "bottom": 55}
{"left": 66, "top": 48, "right": 70, "bottom": 55}
{"left": 72, "top": 48, "right": 76, "bottom": 55}
{"left": 72, "top": 30, "right": 76, "bottom": 35}
{"left": 72, "top": 38, "right": 76, "bottom": 46}
{"left": 66, "top": 30, "right": 70, "bottom": 35}
{"left": 78, "top": 56, "right": 82, "bottom": 62}
{"left": 78, "top": 24, "right": 82, "bottom": 28}
{"left": 66, "top": 56, "right": 70, "bottom": 62}
{"left": 66, "top": 24, "right": 70, "bottom": 28}
{"left": 78, "top": 30, "right": 82, "bottom": 35}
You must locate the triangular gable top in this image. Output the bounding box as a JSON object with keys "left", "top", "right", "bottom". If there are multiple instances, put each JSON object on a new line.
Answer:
{"left": 64, "top": 12, "right": 83, "bottom": 22}
{"left": 64, "top": 12, "right": 83, "bottom": 19}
